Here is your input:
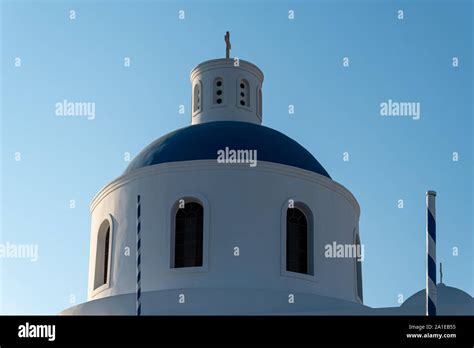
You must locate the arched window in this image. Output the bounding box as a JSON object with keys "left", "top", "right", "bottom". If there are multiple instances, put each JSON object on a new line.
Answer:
{"left": 193, "top": 81, "right": 202, "bottom": 114}
{"left": 213, "top": 77, "right": 223, "bottom": 105}
{"left": 238, "top": 79, "right": 250, "bottom": 108}
{"left": 174, "top": 202, "right": 204, "bottom": 268}
{"left": 94, "top": 219, "right": 112, "bottom": 290}
{"left": 355, "top": 233, "right": 363, "bottom": 301}
{"left": 286, "top": 207, "right": 309, "bottom": 274}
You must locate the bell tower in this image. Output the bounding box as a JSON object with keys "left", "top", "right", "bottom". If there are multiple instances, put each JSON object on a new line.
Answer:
{"left": 189, "top": 32, "right": 264, "bottom": 125}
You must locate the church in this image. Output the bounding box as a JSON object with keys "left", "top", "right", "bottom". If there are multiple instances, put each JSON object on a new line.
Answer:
{"left": 61, "top": 34, "right": 473, "bottom": 316}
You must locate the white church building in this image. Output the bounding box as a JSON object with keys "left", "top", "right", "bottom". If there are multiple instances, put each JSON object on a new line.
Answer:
{"left": 61, "top": 38, "right": 473, "bottom": 315}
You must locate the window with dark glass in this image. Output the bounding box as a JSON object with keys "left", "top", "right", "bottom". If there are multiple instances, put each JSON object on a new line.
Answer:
{"left": 257, "top": 87, "right": 262, "bottom": 118}
{"left": 94, "top": 220, "right": 111, "bottom": 290}
{"left": 356, "top": 233, "right": 363, "bottom": 301}
{"left": 174, "top": 202, "right": 203, "bottom": 268}
{"left": 286, "top": 207, "right": 308, "bottom": 274}
{"left": 103, "top": 227, "right": 110, "bottom": 284}
{"left": 193, "top": 82, "right": 201, "bottom": 114}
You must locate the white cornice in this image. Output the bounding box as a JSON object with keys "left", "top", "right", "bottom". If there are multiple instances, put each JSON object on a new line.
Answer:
{"left": 189, "top": 58, "right": 264, "bottom": 82}
{"left": 90, "top": 160, "right": 360, "bottom": 218}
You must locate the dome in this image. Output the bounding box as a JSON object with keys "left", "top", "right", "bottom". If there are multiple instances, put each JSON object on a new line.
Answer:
{"left": 125, "top": 121, "right": 331, "bottom": 178}
{"left": 401, "top": 283, "right": 474, "bottom": 315}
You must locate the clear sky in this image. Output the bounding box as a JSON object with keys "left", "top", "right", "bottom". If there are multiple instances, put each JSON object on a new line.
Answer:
{"left": 0, "top": 0, "right": 472, "bottom": 314}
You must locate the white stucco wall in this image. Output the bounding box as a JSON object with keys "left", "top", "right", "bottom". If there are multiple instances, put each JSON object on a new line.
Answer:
{"left": 86, "top": 160, "right": 361, "bottom": 311}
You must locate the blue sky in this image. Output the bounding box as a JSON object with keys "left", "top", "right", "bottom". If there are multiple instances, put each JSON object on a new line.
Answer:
{"left": 0, "top": 0, "right": 472, "bottom": 314}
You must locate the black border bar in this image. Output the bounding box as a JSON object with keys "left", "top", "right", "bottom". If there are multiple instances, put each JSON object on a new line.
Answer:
{"left": 0, "top": 315, "right": 472, "bottom": 345}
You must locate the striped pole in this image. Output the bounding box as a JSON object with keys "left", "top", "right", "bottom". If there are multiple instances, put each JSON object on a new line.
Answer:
{"left": 426, "top": 191, "right": 437, "bottom": 316}
{"left": 136, "top": 194, "right": 142, "bottom": 316}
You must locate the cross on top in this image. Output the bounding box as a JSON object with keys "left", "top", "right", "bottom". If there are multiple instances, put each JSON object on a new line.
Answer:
{"left": 225, "top": 31, "right": 231, "bottom": 58}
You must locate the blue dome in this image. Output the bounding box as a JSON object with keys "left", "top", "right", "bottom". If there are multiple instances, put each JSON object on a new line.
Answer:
{"left": 125, "top": 121, "right": 331, "bottom": 178}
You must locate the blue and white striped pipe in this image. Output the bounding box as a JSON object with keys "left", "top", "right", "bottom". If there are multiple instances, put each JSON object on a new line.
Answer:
{"left": 426, "top": 191, "right": 437, "bottom": 316}
{"left": 136, "top": 194, "right": 142, "bottom": 316}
